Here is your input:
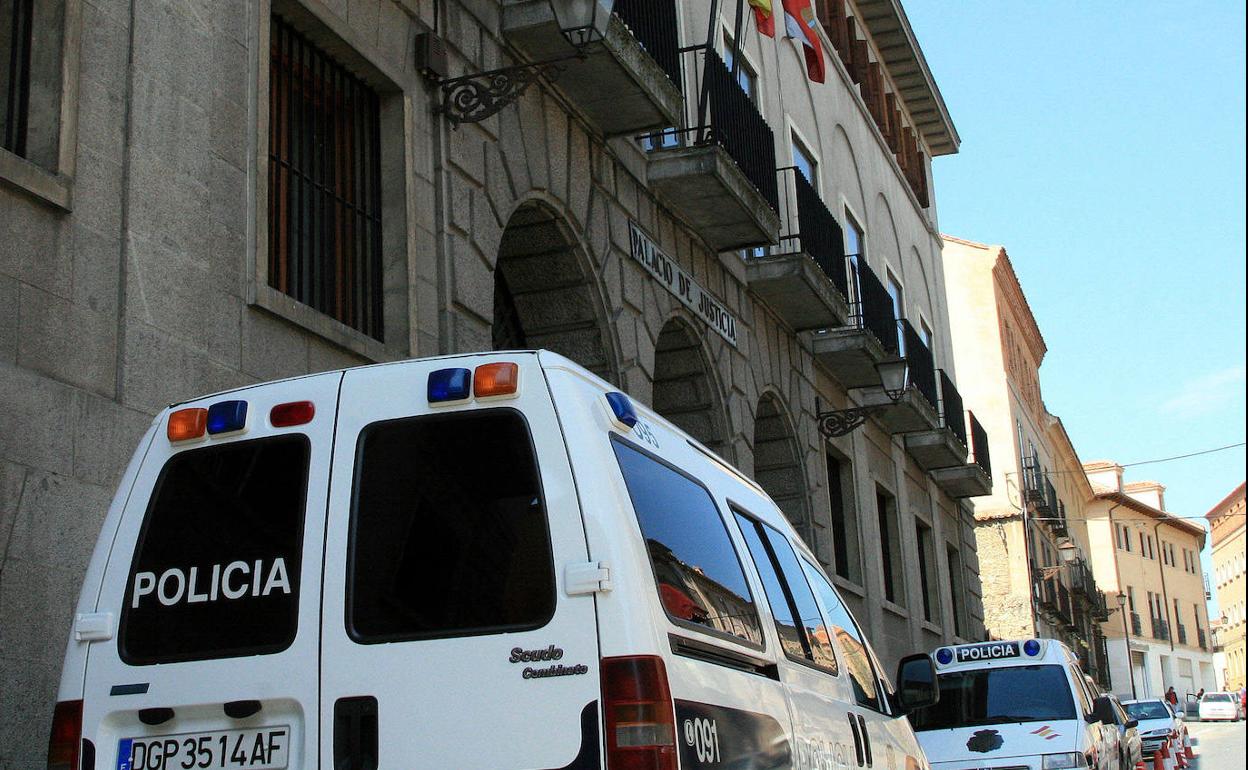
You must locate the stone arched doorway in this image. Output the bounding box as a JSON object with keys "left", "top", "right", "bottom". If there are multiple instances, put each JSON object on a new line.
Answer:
{"left": 753, "top": 393, "right": 812, "bottom": 538}
{"left": 493, "top": 200, "right": 615, "bottom": 382}
{"left": 651, "top": 317, "right": 730, "bottom": 459}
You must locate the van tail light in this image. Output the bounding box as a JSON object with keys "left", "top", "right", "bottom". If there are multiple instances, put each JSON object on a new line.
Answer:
{"left": 601, "top": 656, "right": 677, "bottom": 770}
{"left": 46, "top": 699, "right": 82, "bottom": 770}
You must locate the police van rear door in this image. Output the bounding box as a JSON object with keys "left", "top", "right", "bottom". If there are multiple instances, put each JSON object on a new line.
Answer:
{"left": 318, "top": 355, "right": 601, "bottom": 769}
{"left": 81, "top": 371, "right": 343, "bottom": 770}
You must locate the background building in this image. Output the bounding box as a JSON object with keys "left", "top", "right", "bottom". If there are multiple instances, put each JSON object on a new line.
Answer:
{"left": 941, "top": 236, "right": 1111, "bottom": 685}
{"left": 1, "top": 0, "right": 992, "bottom": 762}
{"left": 1085, "top": 463, "right": 1216, "bottom": 700}
{"left": 1207, "top": 482, "right": 1246, "bottom": 690}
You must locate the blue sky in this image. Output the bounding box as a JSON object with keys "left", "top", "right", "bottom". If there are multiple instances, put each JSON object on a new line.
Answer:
{"left": 905, "top": 3, "right": 1246, "bottom": 611}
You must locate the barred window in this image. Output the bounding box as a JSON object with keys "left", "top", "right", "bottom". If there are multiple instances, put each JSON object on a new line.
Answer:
{"left": 2, "top": 0, "right": 33, "bottom": 156}
{"left": 268, "top": 15, "right": 384, "bottom": 340}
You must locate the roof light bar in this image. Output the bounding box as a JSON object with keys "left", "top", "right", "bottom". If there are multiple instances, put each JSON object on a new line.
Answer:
{"left": 605, "top": 391, "right": 638, "bottom": 430}
{"left": 474, "top": 362, "right": 520, "bottom": 399}
{"left": 270, "top": 401, "right": 315, "bottom": 428}
{"left": 206, "top": 400, "right": 249, "bottom": 436}
{"left": 167, "top": 408, "right": 207, "bottom": 443}
{"left": 428, "top": 368, "right": 472, "bottom": 404}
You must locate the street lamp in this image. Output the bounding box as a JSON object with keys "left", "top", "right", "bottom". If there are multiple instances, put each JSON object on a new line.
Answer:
{"left": 816, "top": 358, "right": 911, "bottom": 438}
{"left": 1057, "top": 539, "right": 1079, "bottom": 564}
{"left": 1118, "top": 591, "right": 1139, "bottom": 699}
{"left": 435, "top": 0, "right": 616, "bottom": 126}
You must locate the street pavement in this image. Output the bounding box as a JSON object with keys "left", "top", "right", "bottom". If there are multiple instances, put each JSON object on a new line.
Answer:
{"left": 1186, "top": 718, "right": 1245, "bottom": 769}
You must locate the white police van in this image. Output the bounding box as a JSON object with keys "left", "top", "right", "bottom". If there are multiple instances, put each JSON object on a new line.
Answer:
{"left": 906, "top": 639, "right": 1120, "bottom": 770}
{"left": 49, "top": 351, "right": 942, "bottom": 770}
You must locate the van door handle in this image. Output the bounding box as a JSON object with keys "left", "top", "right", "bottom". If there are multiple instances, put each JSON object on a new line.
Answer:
{"left": 333, "top": 696, "right": 378, "bottom": 770}
{"left": 846, "top": 713, "right": 864, "bottom": 767}
{"left": 857, "top": 714, "right": 873, "bottom": 767}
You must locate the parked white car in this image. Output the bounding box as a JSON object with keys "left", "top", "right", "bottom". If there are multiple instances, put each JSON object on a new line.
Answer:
{"left": 1122, "top": 698, "right": 1184, "bottom": 759}
{"left": 1198, "top": 691, "right": 1242, "bottom": 721}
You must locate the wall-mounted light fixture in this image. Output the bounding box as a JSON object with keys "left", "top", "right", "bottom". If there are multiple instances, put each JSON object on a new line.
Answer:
{"left": 816, "top": 358, "right": 910, "bottom": 438}
{"left": 433, "top": 0, "right": 614, "bottom": 126}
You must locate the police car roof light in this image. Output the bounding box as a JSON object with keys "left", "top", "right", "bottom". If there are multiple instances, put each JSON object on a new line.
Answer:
{"left": 936, "top": 648, "right": 954, "bottom": 665}
{"left": 605, "top": 392, "right": 638, "bottom": 429}
{"left": 601, "top": 655, "right": 677, "bottom": 770}
{"left": 206, "top": 400, "right": 249, "bottom": 435}
{"left": 428, "top": 368, "right": 472, "bottom": 404}
{"left": 167, "top": 408, "right": 208, "bottom": 443}
{"left": 270, "top": 401, "right": 315, "bottom": 428}
{"left": 1024, "top": 639, "right": 1042, "bottom": 656}
{"left": 474, "top": 362, "right": 519, "bottom": 398}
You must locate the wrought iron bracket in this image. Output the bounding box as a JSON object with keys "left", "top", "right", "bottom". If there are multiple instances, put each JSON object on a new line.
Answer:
{"left": 435, "top": 51, "right": 586, "bottom": 127}
{"left": 816, "top": 404, "right": 890, "bottom": 438}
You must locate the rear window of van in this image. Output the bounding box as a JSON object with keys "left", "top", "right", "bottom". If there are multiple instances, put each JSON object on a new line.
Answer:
{"left": 347, "top": 409, "right": 554, "bottom": 642}
{"left": 120, "top": 435, "right": 310, "bottom": 665}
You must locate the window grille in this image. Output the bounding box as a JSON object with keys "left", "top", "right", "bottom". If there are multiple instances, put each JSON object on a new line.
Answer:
{"left": 268, "top": 15, "right": 384, "bottom": 340}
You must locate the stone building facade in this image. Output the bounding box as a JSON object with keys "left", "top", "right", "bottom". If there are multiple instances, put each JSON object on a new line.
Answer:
{"left": 1207, "top": 482, "right": 1245, "bottom": 690}
{"left": 941, "top": 236, "right": 1112, "bottom": 685}
{"left": 1, "top": 0, "right": 991, "bottom": 763}
{"left": 1084, "top": 464, "right": 1216, "bottom": 700}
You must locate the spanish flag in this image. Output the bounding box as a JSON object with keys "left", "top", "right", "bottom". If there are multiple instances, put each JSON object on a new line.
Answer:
{"left": 749, "top": 0, "right": 775, "bottom": 37}
{"left": 782, "top": 0, "right": 825, "bottom": 83}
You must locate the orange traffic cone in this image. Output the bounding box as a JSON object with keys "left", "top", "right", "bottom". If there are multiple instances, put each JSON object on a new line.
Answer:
{"left": 1184, "top": 741, "right": 1194, "bottom": 760}
{"left": 1175, "top": 746, "right": 1188, "bottom": 768}
{"left": 1135, "top": 761, "right": 1146, "bottom": 770}
{"left": 1152, "top": 747, "right": 1166, "bottom": 770}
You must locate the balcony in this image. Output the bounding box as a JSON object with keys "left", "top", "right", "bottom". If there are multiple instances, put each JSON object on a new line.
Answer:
{"left": 849, "top": 320, "right": 939, "bottom": 433}
{"left": 931, "top": 410, "right": 992, "bottom": 498}
{"left": 1051, "top": 498, "right": 1069, "bottom": 539}
{"left": 501, "top": 0, "right": 684, "bottom": 136}
{"left": 1131, "top": 611, "right": 1143, "bottom": 637}
{"left": 1022, "top": 453, "right": 1045, "bottom": 506}
{"left": 645, "top": 47, "right": 780, "bottom": 251}
{"left": 1151, "top": 617, "right": 1170, "bottom": 642}
{"left": 904, "top": 369, "right": 969, "bottom": 470}
{"left": 745, "top": 168, "right": 851, "bottom": 331}
{"left": 1198, "top": 627, "right": 1208, "bottom": 650}
{"left": 1177, "top": 622, "right": 1188, "bottom": 645}
{"left": 811, "top": 257, "right": 898, "bottom": 387}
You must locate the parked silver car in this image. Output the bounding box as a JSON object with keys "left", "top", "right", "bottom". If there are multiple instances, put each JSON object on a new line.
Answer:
{"left": 1123, "top": 698, "right": 1184, "bottom": 760}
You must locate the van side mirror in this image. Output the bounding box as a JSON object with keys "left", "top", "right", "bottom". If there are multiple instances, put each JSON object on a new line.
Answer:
{"left": 893, "top": 653, "right": 939, "bottom": 715}
{"left": 1125, "top": 718, "right": 1138, "bottom": 730}
{"left": 1087, "top": 695, "right": 1116, "bottom": 725}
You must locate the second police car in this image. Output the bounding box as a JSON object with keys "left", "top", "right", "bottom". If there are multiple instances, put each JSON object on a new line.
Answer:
{"left": 906, "top": 639, "right": 1120, "bottom": 770}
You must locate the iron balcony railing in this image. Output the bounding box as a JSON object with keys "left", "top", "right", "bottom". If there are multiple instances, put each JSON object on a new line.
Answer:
{"left": 649, "top": 46, "right": 779, "bottom": 212}
{"left": 1131, "top": 611, "right": 1143, "bottom": 636}
{"left": 1151, "top": 617, "right": 1170, "bottom": 642}
{"left": 1056, "top": 584, "right": 1073, "bottom": 625}
{"left": 1052, "top": 499, "right": 1069, "bottom": 538}
{"left": 1022, "top": 454, "right": 1045, "bottom": 504}
{"left": 769, "top": 167, "right": 848, "bottom": 298}
{"left": 900, "top": 319, "right": 937, "bottom": 409}
{"left": 1177, "top": 622, "right": 1188, "bottom": 645}
{"left": 846, "top": 256, "right": 899, "bottom": 355}
{"left": 1091, "top": 589, "right": 1110, "bottom": 621}
{"left": 614, "top": 0, "right": 682, "bottom": 88}
{"left": 1071, "top": 558, "right": 1094, "bottom": 598}
{"left": 1198, "top": 627, "right": 1207, "bottom": 650}
{"left": 937, "top": 370, "right": 967, "bottom": 446}
{"left": 969, "top": 411, "right": 991, "bottom": 476}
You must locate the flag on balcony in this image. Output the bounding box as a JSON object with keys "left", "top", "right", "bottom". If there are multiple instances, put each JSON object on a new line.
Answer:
{"left": 782, "top": 0, "right": 825, "bottom": 82}
{"left": 750, "top": 0, "right": 775, "bottom": 37}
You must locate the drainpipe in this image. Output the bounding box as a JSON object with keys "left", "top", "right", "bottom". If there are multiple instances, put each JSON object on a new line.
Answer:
{"left": 1154, "top": 517, "right": 1176, "bottom": 653}
{"left": 1106, "top": 502, "right": 1137, "bottom": 695}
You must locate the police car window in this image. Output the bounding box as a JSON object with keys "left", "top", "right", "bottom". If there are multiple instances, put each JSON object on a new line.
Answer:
{"left": 1069, "top": 664, "right": 1094, "bottom": 713}
{"left": 907, "top": 664, "right": 1077, "bottom": 731}
{"left": 120, "top": 435, "right": 310, "bottom": 665}
{"left": 801, "top": 558, "right": 889, "bottom": 711}
{"left": 612, "top": 440, "right": 763, "bottom": 646}
{"left": 348, "top": 409, "right": 554, "bottom": 642}
{"left": 733, "top": 512, "right": 837, "bottom": 672}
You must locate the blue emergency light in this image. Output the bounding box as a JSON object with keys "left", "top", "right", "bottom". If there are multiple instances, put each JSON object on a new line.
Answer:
{"left": 1023, "top": 639, "right": 1041, "bottom": 656}
{"left": 605, "top": 391, "right": 638, "bottom": 429}
{"left": 935, "top": 648, "right": 953, "bottom": 665}
{"left": 206, "top": 400, "right": 248, "bottom": 435}
{"left": 428, "top": 368, "right": 472, "bottom": 403}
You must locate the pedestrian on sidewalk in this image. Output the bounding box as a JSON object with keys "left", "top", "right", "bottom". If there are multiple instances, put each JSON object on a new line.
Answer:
{"left": 1166, "top": 686, "right": 1178, "bottom": 708}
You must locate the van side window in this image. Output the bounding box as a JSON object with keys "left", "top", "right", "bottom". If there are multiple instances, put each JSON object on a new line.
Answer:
{"left": 733, "top": 512, "right": 837, "bottom": 673}
{"left": 800, "top": 558, "right": 884, "bottom": 710}
{"left": 119, "top": 435, "right": 310, "bottom": 665}
{"left": 348, "top": 409, "right": 555, "bottom": 642}
{"left": 612, "top": 440, "right": 763, "bottom": 645}
{"left": 1068, "top": 664, "right": 1094, "bottom": 713}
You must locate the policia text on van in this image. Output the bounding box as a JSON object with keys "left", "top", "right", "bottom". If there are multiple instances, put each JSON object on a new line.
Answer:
{"left": 48, "top": 351, "right": 942, "bottom": 770}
